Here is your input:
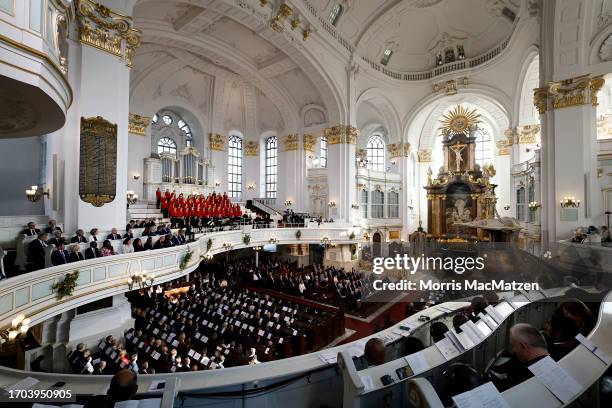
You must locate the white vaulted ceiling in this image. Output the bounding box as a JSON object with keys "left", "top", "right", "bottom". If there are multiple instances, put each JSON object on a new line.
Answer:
{"left": 312, "top": 0, "right": 518, "bottom": 72}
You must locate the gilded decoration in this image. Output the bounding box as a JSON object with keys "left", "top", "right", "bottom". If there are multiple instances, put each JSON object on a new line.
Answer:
{"left": 324, "top": 125, "right": 359, "bottom": 145}
{"left": 439, "top": 105, "right": 480, "bottom": 137}
{"left": 79, "top": 116, "right": 117, "bottom": 207}
{"left": 388, "top": 142, "right": 411, "bottom": 158}
{"left": 209, "top": 133, "right": 226, "bottom": 151}
{"left": 270, "top": 3, "right": 293, "bottom": 33}
{"left": 597, "top": 114, "right": 612, "bottom": 139}
{"left": 503, "top": 128, "right": 517, "bottom": 145}
{"left": 495, "top": 140, "right": 511, "bottom": 156}
{"left": 128, "top": 113, "right": 150, "bottom": 136}
{"left": 418, "top": 149, "right": 432, "bottom": 162}
{"left": 535, "top": 75, "right": 606, "bottom": 112}
{"left": 244, "top": 140, "right": 259, "bottom": 156}
{"left": 356, "top": 148, "right": 367, "bottom": 161}
{"left": 303, "top": 134, "right": 316, "bottom": 153}
{"left": 518, "top": 124, "right": 540, "bottom": 144}
{"left": 283, "top": 134, "right": 300, "bottom": 151}
{"left": 445, "top": 80, "right": 458, "bottom": 95}
{"left": 77, "top": 0, "right": 141, "bottom": 67}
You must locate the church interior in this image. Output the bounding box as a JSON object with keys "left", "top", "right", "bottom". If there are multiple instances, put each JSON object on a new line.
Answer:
{"left": 0, "top": 0, "right": 611, "bottom": 407}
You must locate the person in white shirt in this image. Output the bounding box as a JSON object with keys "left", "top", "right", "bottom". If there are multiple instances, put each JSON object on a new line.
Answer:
{"left": 89, "top": 228, "right": 100, "bottom": 242}
{"left": 82, "top": 356, "right": 94, "bottom": 374}
{"left": 122, "top": 237, "right": 134, "bottom": 254}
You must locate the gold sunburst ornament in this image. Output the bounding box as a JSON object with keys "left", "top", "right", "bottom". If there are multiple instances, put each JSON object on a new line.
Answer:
{"left": 439, "top": 105, "right": 481, "bottom": 135}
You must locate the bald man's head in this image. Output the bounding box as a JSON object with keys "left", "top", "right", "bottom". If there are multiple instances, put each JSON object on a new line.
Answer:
{"left": 509, "top": 323, "right": 548, "bottom": 363}
{"left": 364, "top": 338, "right": 386, "bottom": 367}
{"left": 108, "top": 369, "right": 138, "bottom": 402}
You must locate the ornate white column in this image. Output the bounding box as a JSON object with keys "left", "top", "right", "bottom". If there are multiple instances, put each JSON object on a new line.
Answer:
{"left": 243, "top": 140, "right": 260, "bottom": 201}
{"left": 325, "top": 125, "right": 358, "bottom": 224}
{"left": 208, "top": 133, "right": 226, "bottom": 192}
{"left": 279, "top": 134, "right": 303, "bottom": 211}
{"left": 390, "top": 143, "right": 415, "bottom": 239}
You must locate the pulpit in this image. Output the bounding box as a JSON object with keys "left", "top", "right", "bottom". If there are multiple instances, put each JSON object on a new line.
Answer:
{"left": 424, "top": 106, "right": 497, "bottom": 240}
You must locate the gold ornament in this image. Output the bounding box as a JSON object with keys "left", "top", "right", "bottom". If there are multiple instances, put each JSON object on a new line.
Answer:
{"left": 439, "top": 105, "right": 481, "bottom": 135}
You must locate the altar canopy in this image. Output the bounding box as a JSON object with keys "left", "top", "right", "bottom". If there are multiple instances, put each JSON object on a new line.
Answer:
{"left": 424, "top": 106, "right": 498, "bottom": 240}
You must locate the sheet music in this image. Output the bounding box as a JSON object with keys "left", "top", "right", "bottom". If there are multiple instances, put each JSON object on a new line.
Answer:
{"left": 485, "top": 305, "right": 504, "bottom": 324}
{"left": 405, "top": 352, "right": 429, "bottom": 375}
{"left": 452, "top": 382, "right": 510, "bottom": 408}
{"left": 575, "top": 333, "right": 612, "bottom": 365}
{"left": 435, "top": 337, "right": 461, "bottom": 360}
{"left": 528, "top": 356, "right": 582, "bottom": 403}
{"left": 4, "top": 377, "right": 39, "bottom": 392}
{"left": 360, "top": 375, "right": 374, "bottom": 392}
{"left": 478, "top": 313, "right": 498, "bottom": 330}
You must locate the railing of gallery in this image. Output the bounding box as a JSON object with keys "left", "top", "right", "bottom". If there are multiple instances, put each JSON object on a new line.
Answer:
{"left": 0, "top": 287, "right": 608, "bottom": 408}
{"left": 0, "top": 227, "right": 358, "bottom": 329}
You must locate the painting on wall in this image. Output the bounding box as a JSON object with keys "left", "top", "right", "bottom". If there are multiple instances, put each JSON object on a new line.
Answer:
{"left": 79, "top": 116, "right": 117, "bottom": 207}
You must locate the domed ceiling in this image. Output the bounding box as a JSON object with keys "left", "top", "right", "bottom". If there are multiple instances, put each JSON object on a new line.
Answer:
{"left": 312, "top": 0, "right": 519, "bottom": 72}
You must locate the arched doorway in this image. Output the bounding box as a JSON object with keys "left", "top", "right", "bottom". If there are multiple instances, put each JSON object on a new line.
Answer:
{"left": 373, "top": 232, "right": 382, "bottom": 258}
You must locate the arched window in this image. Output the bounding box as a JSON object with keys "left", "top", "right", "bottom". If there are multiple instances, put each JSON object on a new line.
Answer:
{"left": 372, "top": 190, "right": 384, "bottom": 218}
{"left": 178, "top": 119, "right": 193, "bottom": 147}
{"left": 388, "top": 191, "right": 399, "bottom": 218}
{"left": 158, "top": 137, "right": 177, "bottom": 157}
{"left": 162, "top": 115, "right": 172, "bottom": 125}
{"left": 151, "top": 114, "right": 158, "bottom": 124}
{"left": 516, "top": 187, "right": 526, "bottom": 221}
{"left": 152, "top": 111, "right": 195, "bottom": 149}
{"left": 528, "top": 180, "right": 535, "bottom": 223}
{"left": 329, "top": 3, "right": 343, "bottom": 26}
{"left": 265, "top": 136, "right": 278, "bottom": 199}
{"left": 320, "top": 136, "right": 328, "bottom": 168}
{"left": 367, "top": 134, "right": 386, "bottom": 172}
{"left": 361, "top": 189, "right": 368, "bottom": 218}
{"left": 474, "top": 127, "right": 492, "bottom": 168}
{"left": 228, "top": 135, "right": 242, "bottom": 198}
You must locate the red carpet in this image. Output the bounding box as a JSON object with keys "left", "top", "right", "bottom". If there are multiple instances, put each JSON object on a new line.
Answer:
{"left": 341, "top": 301, "right": 411, "bottom": 344}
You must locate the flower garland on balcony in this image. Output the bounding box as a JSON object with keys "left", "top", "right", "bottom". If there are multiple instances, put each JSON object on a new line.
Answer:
{"left": 243, "top": 234, "right": 251, "bottom": 245}
{"left": 53, "top": 271, "right": 79, "bottom": 300}
{"left": 295, "top": 230, "right": 302, "bottom": 240}
{"left": 179, "top": 250, "right": 193, "bottom": 271}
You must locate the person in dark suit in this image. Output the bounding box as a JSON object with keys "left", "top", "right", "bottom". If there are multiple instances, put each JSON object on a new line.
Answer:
{"left": 69, "top": 244, "right": 85, "bottom": 263}
{"left": 22, "top": 222, "right": 41, "bottom": 237}
{"left": 133, "top": 238, "right": 145, "bottom": 252}
{"left": 71, "top": 229, "right": 87, "bottom": 243}
{"left": 85, "top": 242, "right": 101, "bottom": 259}
{"left": 143, "top": 237, "right": 153, "bottom": 250}
{"left": 106, "top": 228, "right": 121, "bottom": 240}
{"left": 153, "top": 236, "right": 166, "bottom": 249}
{"left": 47, "top": 230, "right": 63, "bottom": 247}
{"left": 123, "top": 227, "right": 134, "bottom": 239}
{"left": 45, "top": 219, "right": 62, "bottom": 234}
{"left": 51, "top": 240, "right": 70, "bottom": 266}
{"left": 27, "top": 232, "right": 48, "bottom": 270}
{"left": 84, "top": 369, "right": 138, "bottom": 408}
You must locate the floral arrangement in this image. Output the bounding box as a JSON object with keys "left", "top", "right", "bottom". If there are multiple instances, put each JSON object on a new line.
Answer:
{"left": 243, "top": 234, "right": 251, "bottom": 245}
{"left": 180, "top": 250, "right": 193, "bottom": 270}
{"left": 295, "top": 230, "right": 302, "bottom": 240}
{"left": 53, "top": 271, "right": 79, "bottom": 300}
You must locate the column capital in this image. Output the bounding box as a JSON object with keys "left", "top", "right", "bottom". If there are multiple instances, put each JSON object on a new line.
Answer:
{"left": 417, "top": 149, "right": 432, "bottom": 162}
{"left": 77, "top": 0, "right": 142, "bottom": 67}
{"left": 128, "top": 113, "right": 149, "bottom": 136}
{"left": 533, "top": 74, "right": 605, "bottom": 114}
{"left": 244, "top": 140, "right": 259, "bottom": 156}
{"left": 324, "top": 125, "right": 359, "bottom": 145}
{"left": 281, "top": 134, "right": 300, "bottom": 151}
{"left": 388, "top": 142, "right": 411, "bottom": 158}
{"left": 303, "top": 134, "right": 317, "bottom": 153}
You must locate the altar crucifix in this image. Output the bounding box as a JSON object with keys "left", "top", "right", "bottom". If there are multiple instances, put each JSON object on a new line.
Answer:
{"left": 450, "top": 142, "right": 466, "bottom": 172}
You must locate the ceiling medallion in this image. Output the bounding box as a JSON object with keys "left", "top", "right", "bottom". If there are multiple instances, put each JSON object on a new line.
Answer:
{"left": 439, "top": 105, "right": 481, "bottom": 135}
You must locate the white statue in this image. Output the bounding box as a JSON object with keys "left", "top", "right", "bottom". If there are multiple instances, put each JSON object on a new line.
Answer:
{"left": 450, "top": 143, "right": 466, "bottom": 172}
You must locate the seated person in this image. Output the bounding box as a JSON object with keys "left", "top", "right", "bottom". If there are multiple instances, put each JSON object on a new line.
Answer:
{"left": 122, "top": 238, "right": 134, "bottom": 254}
{"left": 452, "top": 313, "right": 469, "bottom": 332}
{"left": 48, "top": 230, "right": 63, "bottom": 247}
{"left": 27, "top": 233, "right": 48, "bottom": 270}
{"left": 153, "top": 235, "right": 166, "bottom": 249}
{"left": 440, "top": 363, "right": 483, "bottom": 406}
{"left": 85, "top": 241, "right": 101, "bottom": 259}
{"left": 559, "top": 299, "right": 595, "bottom": 336}
{"left": 84, "top": 369, "right": 138, "bottom": 408}
{"left": 100, "top": 239, "right": 115, "bottom": 257}
{"left": 123, "top": 226, "right": 134, "bottom": 239}
{"left": 71, "top": 229, "right": 88, "bottom": 243}
{"left": 143, "top": 237, "right": 153, "bottom": 250}
{"left": 430, "top": 321, "right": 449, "bottom": 343}
{"left": 107, "top": 228, "right": 121, "bottom": 240}
{"left": 45, "top": 219, "right": 62, "bottom": 234}
{"left": 21, "top": 222, "right": 41, "bottom": 236}
{"left": 89, "top": 228, "right": 100, "bottom": 242}
{"left": 51, "top": 240, "right": 70, "bottom": 266}
{"left": 69, "top": 244, "right": 85, "bottom": 262}
{"left": 133, "top": 238, "right": 145, "bottom": 252}
{"left": 364, "top": 337, "right": 386, "bottom": 367}
{"left": 495, "top": 323, "right": 549, "bottom": 391}
{"left": 545, "top": 313, "right": 580, "bottom": 361}
{"left": 404, "top": 336, "right": 425, "bottom": 355}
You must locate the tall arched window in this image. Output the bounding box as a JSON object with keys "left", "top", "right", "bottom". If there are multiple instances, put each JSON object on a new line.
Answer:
{"left": 372, "top": 190, "right": 384, "bottom": 218}
{"left": 158, "top": 137, "right": 177, "bottom": 157}
{"left": 178, "top": 119, "right": 193, "bottom": 147}
{"left": 329, "top": 3, "right": 343, "bottom": 26}
{"left": 361, "top": 189, "right": 368, "bottom": 218}
{"left": 320, "top": 136, "right": 328, "bottom": 168}
{"left": 265, "top": 136, "right": 278, "bottom": 199}
{"left": 388, "top": 191, "right": 399, "bottom": 218}
{"left": 367, "top": 134, "right": 386, "bottom": 171}
{"left": 228, "top": 135, "right": 242, "bottom": 198}
{"left": 474, "top": 127, "right": 493, "bottom": 167}
{"left": 516, "top": 187, "right": 526, "bottom": 221}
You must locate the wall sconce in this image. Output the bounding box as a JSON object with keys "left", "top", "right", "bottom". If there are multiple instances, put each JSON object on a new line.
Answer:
{"left": 503, "top": 204, "right": 510, "bottom": 211}
{"left": 560, "top": 196, "right": 580, "bottom": 208}
{"left": 268, "top": 237, "right": 278, "bottom": 244}
{"left": 351, "top": 203, "right": 360, "bottom": 209}
{"left": 25, "top": 185, "right": 49, "bottom": 202}
{"left": 390, "top": 159, "right": 397, "bottom": 165}
{"left": 127, "top": 191, "right": 138, "bottom": 205}
{"left": 133, "top": 174, "right": 140, "bottom": 180}
{"left": 0, "top": 314, "right": 30, "bottom": 344}
{"left": 127, "top": 270, "right": 154, "bottom": 290}
{"left": 247, "top": 183, "right": 256, "bottom": 191}
{"left": 215, "top": 181, "right": 221, "bottom": 188}
{"left": 328, "top": 201, "right": 336, "bottom": 208}
{"left": 253, "top": 245, "right": 262, "bottom": 251}
{"left": 222, "top": 242, "right": 233, "bottom": 250}
{"left": 363, "top": 233, "right": 370, "bottom": 242}
{"left": 321, "top": 237, "right": 335, "bottom": 248}
{"left": 528, "top": 201, "right": 541, "bottom": 210}
{"left": 285, "top": 200, "right": 292, "bottom": 207}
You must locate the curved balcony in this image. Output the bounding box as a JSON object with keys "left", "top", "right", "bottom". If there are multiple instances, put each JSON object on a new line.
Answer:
{"left": 0, "top": 227, "right": 359, "bottom": 328}
{"left": 0, "top": 0, "right": 73, "bottom": 138}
